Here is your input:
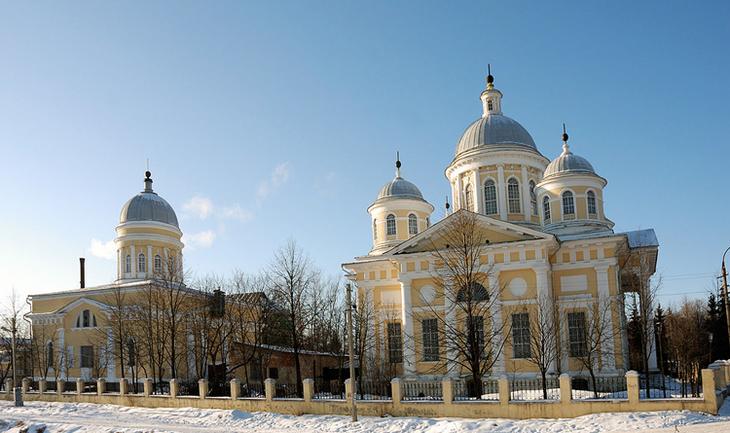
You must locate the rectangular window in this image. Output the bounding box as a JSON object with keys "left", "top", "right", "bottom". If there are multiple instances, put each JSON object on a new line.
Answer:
{"left": 568, "top": 312, "right": 587, "bottom": 357}
{"left": 80, "top": 346, "right": 94, "bottom": 368}
{"left": 511, "top": 313, "right": 531, "bottom": 358}
{"left": 468, "top": 316, "right": 485, "bottom": 358}
{"left": 421, "top": 318, "right": 440, "bottom": 362}
{"left": 387, "top": 322, "right": 403, "bottom": 363}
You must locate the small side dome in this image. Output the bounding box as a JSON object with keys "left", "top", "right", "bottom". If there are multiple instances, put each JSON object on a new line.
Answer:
{"left": 456, "top": 114, "right": 537, "bottom": 156}
{"left": 544, "top": 143, "right": 596, "bottom": 178}
{"left": 377, "top": 177, "right": 425, "bottom": 201}
{"left": 119, "top": 172, "right": 179, "bottom": 228}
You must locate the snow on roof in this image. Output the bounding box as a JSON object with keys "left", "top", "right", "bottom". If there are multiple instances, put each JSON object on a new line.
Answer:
{"left": 624, "top": 229, "right": 659, "bottom": 248}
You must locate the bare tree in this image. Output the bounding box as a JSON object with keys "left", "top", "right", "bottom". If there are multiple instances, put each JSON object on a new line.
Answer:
{"left": 415, "top": 211, "right": 509, "bottom": 398}
{"left": 267, "top": 240, "right": 319, "bottom": 397}
{"left": 521, "top": 295, "right": 560, "bottom": 399}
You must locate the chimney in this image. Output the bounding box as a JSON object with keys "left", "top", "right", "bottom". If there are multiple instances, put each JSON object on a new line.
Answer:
{"left": 79, "top": 257, "right": 86, "bottom": 289}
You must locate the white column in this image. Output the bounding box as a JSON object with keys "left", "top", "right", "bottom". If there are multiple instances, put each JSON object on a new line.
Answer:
{"left": 130, "top": 244, "right": 136, "bottom": 277}
{"left": 117, "top": 249, "right": 121, "bottom": 280}
{"left": 535, "top": 265, "right": 556, "bottom": 373}
{"left": 596, "top": 265, "right": 616, "bottom": 371}
{"left": 400, "top": 279, "right": 416, "bottom": 377}
{"left": 474, "top": 170, "right": 483, "bottom": 214}
{"left": 496, "top": 165, "right": 507, "bottom": 220}
{"left": 455, "top": 175, "right": 463, "bottom": 210}
{"left": 521, "top": 166, "right": 530, "bottom": 222}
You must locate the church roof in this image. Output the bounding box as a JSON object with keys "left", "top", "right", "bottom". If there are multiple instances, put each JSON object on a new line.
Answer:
{"left": 119, "top": 171, "right": 179, "bottom": 228}
{"left": 456, "top": 114, "right": 537, "bottom": 156}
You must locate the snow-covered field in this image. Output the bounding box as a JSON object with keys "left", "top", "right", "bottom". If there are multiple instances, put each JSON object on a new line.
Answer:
{"left": 0, "top": 399, "right": 728, "bottom": 433}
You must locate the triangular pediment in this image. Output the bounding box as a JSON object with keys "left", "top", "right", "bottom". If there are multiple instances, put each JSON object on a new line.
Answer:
{"left": 383, "top": 210, "right": 555, "bottom": 256}
{"left": 54, "top": 297, "right": 110, "bottom": 315}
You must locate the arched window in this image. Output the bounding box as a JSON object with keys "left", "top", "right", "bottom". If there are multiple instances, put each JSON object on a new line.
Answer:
{"left": 138, "top": 253, "right": 146, "bottom": 273}
{"left": 125, "top": 255, "right": 131, "bottom": 273}
{"left": 457, "top": 282, "right": 489, "bottom": 303}
{"left": 543, "top": 196, "right": 551, "bottom": 223}
{"left": 127, "top": 337, "right": 136, "bottom": 367}
{"left": 487, "top": 99, "right": 493, "bottom": 111}
{"left": 47, "top": 341, "right": 54, "bottom": 365}
{"left": 587, "top": 190, "right": 597, "bottom": 217}
{"left": 562, "top": 191, "right": 575, "bottom": 219}
{"left": 529, "top": 180, "right": 537, "bottom": 216}
{"left": 154, "top": 255, "right": 162, "bottom": 273}
{"left": 464, "top": 184, "right": 473, "bottom": 211}
{"left": 373, "top": 219, "right": 377, "bottom": 240}
{"left": 484, "top": 179, "right": 498, "bottom": 215}
{"left": 426, "top": 217, "right": 430, "bottom": 228}
{"left": 76, "top": 309, "right": 96, "bottom": 328}
{"left": 386, "top": 214, "right": 396, "bottom": 236}
{"left": 507, "top": 178, "right": 521, "bottom": 213}
{"left": 408, "top": 214, "right": 418, "bottom": 235}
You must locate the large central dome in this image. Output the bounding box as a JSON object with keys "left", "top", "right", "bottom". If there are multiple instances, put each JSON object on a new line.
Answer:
{"left": 119, "top": 172, "right": 179, "bottom": 228}
{"left": 456, "top": 114, "right": 537, "bottom": 156}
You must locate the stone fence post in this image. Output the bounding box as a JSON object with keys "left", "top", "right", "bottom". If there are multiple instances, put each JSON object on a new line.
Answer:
{"left": 442, "top": 377, "right": 453, "bottom": 404}
{"left": 701, "top": 368, "right": 718, "bottom": 413}
{"left": 391, "top": 378, "right": 402, "bottom": 404}
{"left": 4, "top": 378, "right": 12, "bottom": 394}
{"left": 143, "top": 378, "right": 153, "bottom": 397}
{"left": 56, "top": 379, "right": 64, "bottom": 396}
{"left": 230, "top": 378, "right": 240, "bottom": 400}
{"left": 498, "top": 375, "right": 509, "bottom": 405}
{"left": 198, "top": 379, "right": 208, "bottom": 399}
{"left": 264, "top": 378, "right": 275, "bottom": 402}
{"left": 119, "top": 378, "right": 128, "bottom": 396}
{"left": 76, "top": 378, "right": 84, "bottom": 395}
{"left": 344, "top": 378, "right": 353, "bottom": 401}
{"left": 39, "top": 379, "right": 47, "bottom": 394}
{"left": 97, "top": 378, "right": 106, "bottom": 396}
{"left": 302, "top": 378, "right": 314, "bottom": 402}
{"left": 21, "top": 378, "right": 30, "bottom": 394}
{"left": 169, "top": 379, "right": 178, "bottom": 398}
{"left": 559, "top": 374, "right": 572, "bottom": 404}
{"left": 626, "top": 371, "right": 640, "bottom": 405}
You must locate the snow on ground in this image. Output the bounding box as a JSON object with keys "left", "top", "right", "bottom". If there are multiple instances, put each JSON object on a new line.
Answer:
{"left": 0, "top": 399, "right": 728, "bottom": 433}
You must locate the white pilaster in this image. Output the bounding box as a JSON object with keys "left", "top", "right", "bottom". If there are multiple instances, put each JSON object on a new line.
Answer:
{"left": 596, "top": 265, "right": 616, "bottom": 371}
{"left": 490, "top": 271, "right": 505, "bottom": 374}
{"left": 400, "top": 279, "right": 416, "bottom": 377}
{"left": 147, "top": 245, "right": 153, "bottom": 277}
{"left": 444, "top": 295, "right": 458, "bottom": 377}
{"left": 535, "top": 265, "right": 556, "bottom": 373}
{"left": 497, "top": 165, "right": 507, "bottom": 220}
{"left": 106, "top": 328, "right": 116, "bottom": 381}
{"left": 130, "top": 244, "right": 136, "bottom": 277}
{"left": 474, "top": 170, "right": 483, "bottom": 214}
{"left": 455, "top": 176, "right": 463, "bottom": 210}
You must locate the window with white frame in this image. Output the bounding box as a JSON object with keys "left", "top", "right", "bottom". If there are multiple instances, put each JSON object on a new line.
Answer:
{"left": 422, "top": 318, "right": 440, "bottom": 361}
{"left": 529, "top": 180, "right": 538, "bottom": 216}
{"left": 154, "top": 255, "right": 162, "bottom": 274}
{"left": 408, "top": 213, "right": 418, "bottom": 235}
{"left": 587, "top": 190, "right": 597, "bottom": 217}
{"left": 562, "top": 191, "right": 575, "bottom": 219}
{"left": 138, "top": 253, "right": 146, "bottom": 273}
{"left": 511, "top": 313, "right": 531, "bottom": 358}
{"left": 507, "top": 178, "right": 521, "bottom": 213}
{"left": 487, "top": 99, "right": 493, "bottom": 111}
{"left": 464, "top": 184, "right": 474, "bottom": 211}
{"left": 387, "top": 322, "right": 403, "bottom": 363}
{"left": 75, "top": 309, "right": 97, "bottom": 328}
{"left": 484, "top": 179, "right": 498, "bottom": 215}
{"left": 386, "top": 214, "right": 396, "bottom": 236}
{"left": 543, "top": 196, "right": 551, "bottom": 223}
{"left": 125, "top": 255, "right": 131, "bottom": 273}
{"left": 568, "top": 312, "right": 587, "bottom": 357}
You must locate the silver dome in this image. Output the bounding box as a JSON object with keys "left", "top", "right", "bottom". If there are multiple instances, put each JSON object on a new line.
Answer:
{"left": 119, "top": 173, "right": 179, "bottom": 228}
{"left": 456, "top": 114, "right": 537, "bottom": 156}
{"left": 544, "top": 144, "right": 596, "bottom": 178}
{"left": 376, "top": 176, "right": 425, "bottom": 202}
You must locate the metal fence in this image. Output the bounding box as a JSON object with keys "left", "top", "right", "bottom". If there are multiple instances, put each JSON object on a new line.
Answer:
{"left": 275, "top": 383, "right": 300, "bottom": 399}
{"left": 640, "top": 373, "right": 702, "bottom": 399}
{"left": 177, "top": 381, "right": 199, "bottom": 397}
{"left": 313, "top": 379, "right": 344, "bottom": 400}
{"left": 402, "top": 380, "right": 443, "bottom": 401}
{"left": 454, "top": 379, "right": 499, "bottom": 401}
{"left": 509, "top": 378, "right": 560, "bottom": 401}
{"left": 240, "top": 381, "right": 265, "bottom": 398}
{"left": 356, "top": 381, "right": 392, "bottom": 401}
{"left": 571, "top": 376, "right": 627, "bottom": 400}
{"left": 105, "top": 381, "right": 121, "bottom": 394}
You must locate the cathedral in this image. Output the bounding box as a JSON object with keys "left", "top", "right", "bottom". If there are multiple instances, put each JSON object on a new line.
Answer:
{"left": 342, "top": 72, "right": 658, "bottom": 380}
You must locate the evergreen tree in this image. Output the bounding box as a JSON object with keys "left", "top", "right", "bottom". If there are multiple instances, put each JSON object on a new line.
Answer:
{"left": 707, "top": 292, "right": 730, "bottom": 360}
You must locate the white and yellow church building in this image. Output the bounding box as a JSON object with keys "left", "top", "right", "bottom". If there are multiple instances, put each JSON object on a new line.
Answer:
{"left": 342, "top": 72, "right": 658, "bottom": 379}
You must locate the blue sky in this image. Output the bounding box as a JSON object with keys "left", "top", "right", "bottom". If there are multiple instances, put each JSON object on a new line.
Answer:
{"left": 1, "top": 1, "right": 728, "bottom": 306}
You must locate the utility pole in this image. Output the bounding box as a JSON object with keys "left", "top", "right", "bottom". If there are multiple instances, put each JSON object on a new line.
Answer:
{"left": 721, "top": 252, "right": 730, "bottom": 351}
{"left": 345, "top": 283, "right": 357, "bottom": 422}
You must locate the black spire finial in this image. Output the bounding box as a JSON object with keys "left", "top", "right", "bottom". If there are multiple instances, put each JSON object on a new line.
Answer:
{"left": 487, "top": 64, "right": 494, "bottom": 85}
{"left": 562, "top": 123, "right": 569, "bottom": 143}
{"left": 396, "top": 151, "right": 401, "bottom": 169}
{"left": 445, "top": 196, "right": 451, "bottom": 211}
{"left": 144, "top": 170, "right": 153, "bottom": 192}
